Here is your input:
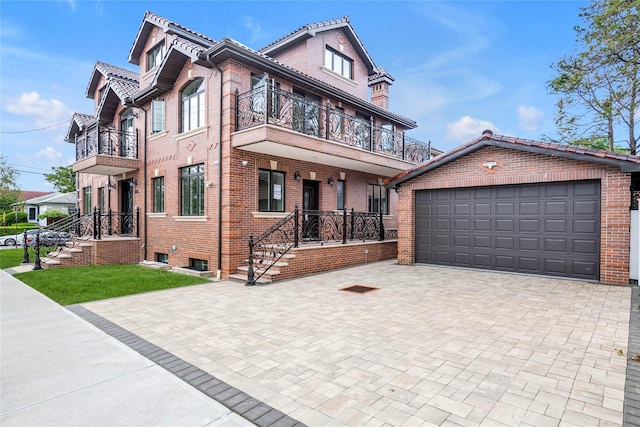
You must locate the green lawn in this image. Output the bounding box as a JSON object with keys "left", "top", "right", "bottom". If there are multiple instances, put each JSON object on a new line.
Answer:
{"left": 13, "top": 264, "right": 209, "bottom": 306}
{"left": 0, "top": 248, "right": 25, "bottom": 269}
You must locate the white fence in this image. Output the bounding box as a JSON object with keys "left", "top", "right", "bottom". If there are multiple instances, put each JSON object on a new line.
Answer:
{"left": 632, "top": 209, "right": 639, "bottom": 282}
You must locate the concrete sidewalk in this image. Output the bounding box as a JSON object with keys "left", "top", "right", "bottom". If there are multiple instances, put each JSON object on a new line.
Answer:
{"left": 0, "top": 270, "right": 254, "bottom": 427}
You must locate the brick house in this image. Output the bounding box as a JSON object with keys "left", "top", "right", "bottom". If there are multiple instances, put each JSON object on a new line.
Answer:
{"left": 386, "top": 130, "right": 640, "bottom": 285}
{"left": 63, "top": 12, "right": 435, "bottom": 281}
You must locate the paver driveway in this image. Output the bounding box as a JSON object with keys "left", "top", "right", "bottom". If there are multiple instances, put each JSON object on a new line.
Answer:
{"left": 81, "top": 260, "right": 630, "bottom": 426}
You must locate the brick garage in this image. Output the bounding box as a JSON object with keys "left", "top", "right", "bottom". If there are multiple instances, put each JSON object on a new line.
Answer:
{"left": 387, "top": 132, "right": 640, "bottom": 285}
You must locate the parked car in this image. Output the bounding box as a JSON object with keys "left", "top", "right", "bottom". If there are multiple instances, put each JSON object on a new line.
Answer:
{"left": 16, "top": 230, "right": 39, "bottom": 246}
{"left": 17, "top": 230, "right": 70, "bottom": 247}
{"left": 0, "top": 234, "right": 20, "bottom": 246}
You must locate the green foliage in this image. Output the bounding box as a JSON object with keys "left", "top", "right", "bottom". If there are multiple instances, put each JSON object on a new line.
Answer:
{"left": 38, "top": 209, "right": 69, "bottom": 220}
{"left": 1, "top": 211, "right": 28, "bottom": 226}
{"left": 0, "top": 155, "right": 21, "bottom": 212}
{"left": 0, "top": 223, "right": 39, "bottom": 237}
{"left": 0, "top": 248, "right": 25, "bottom": 269}
{"left": 14, "top": 265, "right": 208, "bottom": 305}
{"left": 44, "top": 165, "right": 76, "bottom": 193}
{"left": 549, "top": 0, "right": 639, "bottom": 152}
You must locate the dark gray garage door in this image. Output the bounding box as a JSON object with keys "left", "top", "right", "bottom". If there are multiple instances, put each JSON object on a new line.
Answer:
{"left": 415, "top": 180, "right": 600, "bottom": 280}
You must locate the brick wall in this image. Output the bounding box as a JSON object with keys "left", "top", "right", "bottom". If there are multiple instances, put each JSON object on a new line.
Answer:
{"left": 92, "top": 238, "right": 141, "bottom": 265}
{"left": 396, "top": 146, "right": 632, "bottom": 285}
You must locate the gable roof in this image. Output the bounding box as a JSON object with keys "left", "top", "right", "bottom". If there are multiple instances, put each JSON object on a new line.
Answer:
{"left": 86, "top": 61, "right": 138, "bottom": 99}
{"left": 65, "top": 113, "right": 95, "bottom": 143}
{"left": 24, "top": 192, "right": 77, "bottom": 206}
{"left": 259, "top": 16, "right": 379, "bottom": 76}
{"left": 21, "top": 191, "right": 53, "bottom": 202}
{"left": 386, "top": 131, "right": 640, "bottom": 188}
{"left": 199, "top": 38, "right": 416, "bottom": 129}
{"left": 128, "top": 11, "right": 215, "bottom": 65}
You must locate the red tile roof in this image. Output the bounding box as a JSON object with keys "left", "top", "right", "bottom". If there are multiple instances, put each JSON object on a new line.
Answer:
{"left": 386, "top": 131, "right": 640, "bottom": 187}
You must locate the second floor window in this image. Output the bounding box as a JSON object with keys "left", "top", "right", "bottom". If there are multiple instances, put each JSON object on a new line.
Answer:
{"left": 258, "top": 170, "right": 284, "bottom": 212}
{"left": 368, "top": 184, "right": 388, "bottom": 215}
{"left": 181, "top": 78, "right": 205, "bottom": 133}
{"left": 180, "top": 164, "right": 204, "bottom": 216}
{"left": 325, "top": 46, "right": 353, "bottom": 79}
{"left": 147, "top": 41, "right": 164, "bottom": 71}
{"left": 151, "top": 99, "right": 165, "bottom": 134}
{"left": 337, "top": 180, "right": 346, "bottom": 210}
{"left": 153, "top": 177, "right": 164, "bottom": 213}
{"left": 98, "top": 187, "right": 106, "bottom": 213}
{"left": 83, "top": 187, "right": 92, "bottom": 215}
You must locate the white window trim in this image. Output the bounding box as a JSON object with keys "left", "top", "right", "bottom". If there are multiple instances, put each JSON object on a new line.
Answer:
{"left": 148, "top": 130, "right": 169, "bottom": 142}
{"left": 252, "top": 211, "right": 290, "bottom": 219}
{"left": 141, "top": 67, "right": 157, "bottom": 81}
{"left": 320, "top": 66, "right": 358, "bottom": 87}
{"left": 172, "top": 216, "right": 208, "bottom": 222}
{"left": 174, "top": 126, "right": 208, "bottom": 141}
{"left": 147, "top": 212, "right": 167, "bottom": 218}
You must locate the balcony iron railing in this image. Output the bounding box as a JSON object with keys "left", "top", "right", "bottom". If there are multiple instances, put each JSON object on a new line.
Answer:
{"left": 245, "top": 205, "right": 397, "bottom": 285}
{"left": 75, "top": 126, "right": 138, "bottom": 161}
{"left": 235, "top": 84, "right": 431, "bottom": 163}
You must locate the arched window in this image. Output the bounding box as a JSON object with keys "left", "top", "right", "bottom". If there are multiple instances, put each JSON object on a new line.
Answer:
{"left": 181, "top": 78, "right": 205, "bottom": 132}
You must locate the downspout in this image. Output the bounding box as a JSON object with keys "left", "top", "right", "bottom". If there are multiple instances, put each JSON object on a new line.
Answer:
{"left": 128, "top": 99, "right": 148, "bottom": 260}
{"left": 205, "top": 54, "right": 224, "bottom": 280}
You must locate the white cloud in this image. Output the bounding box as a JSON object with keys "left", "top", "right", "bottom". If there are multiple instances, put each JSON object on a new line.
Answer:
{"left": 446, "top": 116, "right": 499, "bottom": 141}
{"left": 67, "top": 0, "right": 76, "bottom": 11}
{"left": 244, "top": 16, "right": 268, "bottom": 45}
{"left": 4, "top": 91, "right": 72, "bottom": 127}
{"left": 36, "top": 146, "right": 65, "bottom": 166}
{"left": 518, "top": 106, "right": 544, "bottom": 131}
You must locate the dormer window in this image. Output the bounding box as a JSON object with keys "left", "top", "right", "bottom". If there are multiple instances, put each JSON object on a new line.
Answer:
{"left": 147, "top": 41, "right": 165, "bottom": 71}
{"left": 325, "top": 46, "right": 353, "bottom": 79}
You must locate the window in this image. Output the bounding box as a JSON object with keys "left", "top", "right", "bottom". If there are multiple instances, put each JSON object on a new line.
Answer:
{"left": 325, "top": 46, "right": 353, "bottom": 79}
{"left": 147, "top": 41, "right": 164, "bottom": 71}
{"left": 258, "top": 170, "right": 285, "bottom": 212}
{"left": 28, "top": 207, "right": 37, "bottom": 221}
{"left": 330, "top": 107, "right": 344, "bottom": 139}
{"left": 337, "top": 180, "right": 346, "bottom": 210}
{"left": 151, "top": 99, "right": 165, "bottom": 133}
{"left": 180, "top": 164, "right": 204, "bottom": 216}
{"left": 251, "top": 74, "right": 280, "bottom": 117}
{"left": 152, "top": 177, "right": 164, "bottom": 213}
{"left": 155, "top": 253, "right": 168, "bottom": 264}
{"left": 98, "top": 187, "right": 106, "bottom": 213}
{"left": 83, "top": 187, "right": 92, "bottom": 215}
{"left": 189, "top": 258, "right": 208, "bottom": 271}
{"left": 120, "top": 108, "right": 136, "bottom": 157}
{"left": 181, "top": 78, "right": 205, "bottom": 132}
{"left": 368, "top": 184, "right": 388, "bottom": 215}
{"left": 355, "top": 113, "right": 371, "bottom": 150}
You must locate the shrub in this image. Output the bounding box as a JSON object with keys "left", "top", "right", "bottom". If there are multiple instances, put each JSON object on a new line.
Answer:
{"left": 1, "top": 211, "right": 28, "bottom": 226}
{"left": 39, "top": 209, "right": 69, "bottom": 220}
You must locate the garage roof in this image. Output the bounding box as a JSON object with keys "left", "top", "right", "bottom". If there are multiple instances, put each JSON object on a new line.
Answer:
{"left": 386, "top": 130, "right": 640, "bottom": 188}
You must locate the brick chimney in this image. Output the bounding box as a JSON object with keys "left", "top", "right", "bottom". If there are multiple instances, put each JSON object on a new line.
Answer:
{"left": 368, "top": 68, "right": 394, "bottom": 110}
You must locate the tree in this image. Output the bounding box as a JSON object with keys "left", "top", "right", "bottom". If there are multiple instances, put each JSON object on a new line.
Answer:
{"left": 0, "top": 155, "right": 21, "bottom": 212}
{"left": 549, "top": 0, "right": 639, "bottom": 153}
{"left": 44, "top": 165, "right": 76, "bottom": 193}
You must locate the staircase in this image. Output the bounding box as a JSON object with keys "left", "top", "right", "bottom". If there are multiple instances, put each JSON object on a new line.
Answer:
{"left": 41, "top": 241, "right": 93, "bottom": 268}
{"left": 230, "top": 249, "right": 296, "bottom": 284}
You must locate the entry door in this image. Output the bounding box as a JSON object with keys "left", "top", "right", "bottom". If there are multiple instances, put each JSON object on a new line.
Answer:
{"left": 302, "top": 180, "right": 319, "bottom": 241}
{"left": 120, "top": 110, "right": 135, "bottom": 158}
{"left": 120, "top": 180, "right": 134, "bottom": 235}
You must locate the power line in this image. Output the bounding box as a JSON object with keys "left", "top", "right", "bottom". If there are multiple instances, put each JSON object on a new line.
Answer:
{"left": 0, "top": 120, "right": 71, "bottom": 134}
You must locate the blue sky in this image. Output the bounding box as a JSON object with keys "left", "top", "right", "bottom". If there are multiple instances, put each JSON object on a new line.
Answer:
{"left": 1, "top": 0, "right": 586, "bottom": 190}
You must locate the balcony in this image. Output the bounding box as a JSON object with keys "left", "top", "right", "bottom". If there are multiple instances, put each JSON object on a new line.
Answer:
{"left": 233, "top": 85, "right": 431, "bottom": 176}
{"left": 72, "top": 126, "right": 139, "bottom": 175}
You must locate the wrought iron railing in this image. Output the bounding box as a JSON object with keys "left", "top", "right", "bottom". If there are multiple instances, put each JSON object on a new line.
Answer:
{"left": 74, "top": 126, "right": 138, "bottom": 161}
{"left": 235, "top": 84, "right": 431, "bottom": 163}
{"left": 22, "top": 208, "right": 140, "bottom": 269}
{"left": 245, "top": 206, "right": 396, "bottom": 285}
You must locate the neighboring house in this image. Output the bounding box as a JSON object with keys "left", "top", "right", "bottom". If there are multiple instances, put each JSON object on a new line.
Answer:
{"left": 12, "top": 191, "right": 53, "bottom": 213}
{"left": 64, "top": 12, "right": 435, "bottom": 280}
{"left": 386, "top": 130, "right": 640, "bottom": 286}
{"left": 23, "top": 192, "right": 77, "bottom": 226}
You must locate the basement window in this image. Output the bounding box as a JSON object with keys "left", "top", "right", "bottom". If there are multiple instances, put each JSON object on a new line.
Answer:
{"left": 189, "top": 258, "right": 208, "bottom": 271}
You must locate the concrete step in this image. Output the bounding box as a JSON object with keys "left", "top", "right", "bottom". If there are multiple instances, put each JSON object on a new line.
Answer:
{"left": 228, "top": 273, "right": 272, "bottom": 284}
{"left": 42, "top": 258, "right": 61, "bottom": 265}
{"left": 48, "top": 252, "right": 72, "bottom": 259}
{"left": 253, "top": 251, "right": 296, "bottom": 259}
{"left": 236, "top": 266, "right": 280, "bottom": 276}
{"left": 244, "top": 259, "right": 289, "bottom": 268}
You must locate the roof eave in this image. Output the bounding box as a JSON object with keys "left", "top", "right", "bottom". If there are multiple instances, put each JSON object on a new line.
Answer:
{"left": 202, "top": 41, "right": 416, "bottom": 129}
